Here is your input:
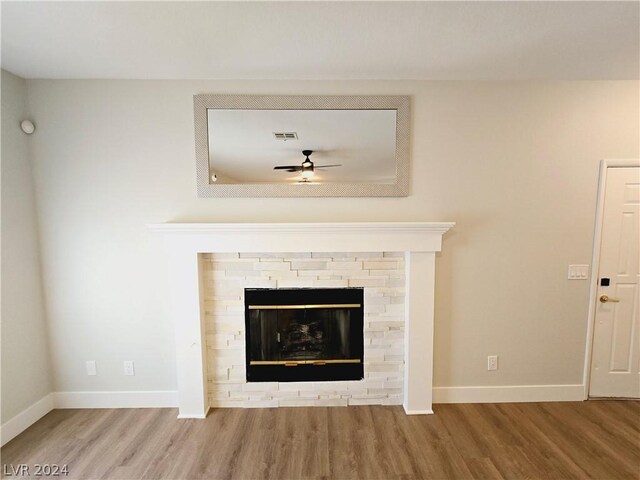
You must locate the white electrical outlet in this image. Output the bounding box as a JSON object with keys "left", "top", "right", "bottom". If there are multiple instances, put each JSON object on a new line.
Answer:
{"left": 487, "top": 355, "right": 498, "bottom": 371}
{"left": 124, "top": 360, "right": 135, "bottom": 376}
{"left": 86, "top": 360, "right": 97, "bottom": 376}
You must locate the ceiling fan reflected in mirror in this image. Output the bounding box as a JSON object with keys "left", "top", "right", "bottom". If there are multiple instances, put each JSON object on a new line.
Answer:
{"left": 273, "top": 150, "right": 342, "bottom": 182}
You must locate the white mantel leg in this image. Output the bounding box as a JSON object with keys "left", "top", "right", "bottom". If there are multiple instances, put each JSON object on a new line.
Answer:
{"left": 403, "top": 251, "right": 436, "bottom": 414}
{"left": 166, "top": 249, "right": 209, "bottom": 418}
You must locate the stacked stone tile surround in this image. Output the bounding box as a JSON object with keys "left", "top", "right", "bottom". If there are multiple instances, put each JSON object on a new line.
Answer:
{"left": 201, "top": 252, "right": 406, "bottom": 408}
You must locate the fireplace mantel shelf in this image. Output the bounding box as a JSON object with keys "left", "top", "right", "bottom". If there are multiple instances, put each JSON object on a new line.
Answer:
{"left": 148, "top": 222, "right": 455, "bottom": 235}
{"left": 149, "top": 221, "right": 454, "bottom": 418}
{"left": 149, "top": 222, "right": 454, "bottom": 254}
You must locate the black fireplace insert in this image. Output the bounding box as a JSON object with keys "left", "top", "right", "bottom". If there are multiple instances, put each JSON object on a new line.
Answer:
{"left": 245, "top": 288, "right": 364, "bottom": 382}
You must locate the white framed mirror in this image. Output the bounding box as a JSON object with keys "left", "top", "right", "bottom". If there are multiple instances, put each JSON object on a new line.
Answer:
{"left": 194, "top": 95, "right": 410, "bottom": 197}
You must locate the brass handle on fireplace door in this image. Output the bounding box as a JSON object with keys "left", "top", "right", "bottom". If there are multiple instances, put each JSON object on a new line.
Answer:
{"left": 250, "top": 359, "right": 361, "bottom": 366}
{"left": 600, "top": 295, "right": 620, "bottom": 303}
{"left": 248, "top": 304, "right": 361, "bottom": 310}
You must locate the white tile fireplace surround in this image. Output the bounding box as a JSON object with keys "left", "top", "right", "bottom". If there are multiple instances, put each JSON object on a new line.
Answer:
{"left": 203, "top": 252, "right": 404, "bottom": 408}
{"left": 149, "top": 222, "right": 454, "bottom": 418}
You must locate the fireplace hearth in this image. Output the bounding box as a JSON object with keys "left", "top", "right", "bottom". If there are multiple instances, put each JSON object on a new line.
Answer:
{"left": 245, "top": 288, "right": 364, "bottom": 382}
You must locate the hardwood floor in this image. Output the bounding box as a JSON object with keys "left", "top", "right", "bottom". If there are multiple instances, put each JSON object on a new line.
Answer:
{"left": 2, "top": 401, "right": 638, "bottom": 479}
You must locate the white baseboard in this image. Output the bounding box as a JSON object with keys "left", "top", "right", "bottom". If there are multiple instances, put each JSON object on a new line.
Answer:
{"left": 403, "top": 406, "right": 434, "bottom": 415}
{"left": 1, "top": 390, "right": 178, "bottom": 446}
{"left": 1, "top": 393, "right": 55, "bottom": 447}
{"left": 433, "top": 384, "right": 585, "bottom": 404}
{"left": 177, "top": 406, "right": 210, "bottom": 419}
{"left": 53, "top": 390, "right": 178, "bottom": 409}
{"left": 0, "top": 386, "right": 584, "bottom": 446}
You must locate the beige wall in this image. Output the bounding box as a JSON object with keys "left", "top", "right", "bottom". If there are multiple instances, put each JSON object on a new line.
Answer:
{"left": 1, "top": 70, "right": 53, "bottom": 421}
{"left": 24, "top": 79, "right": 639, "bottom": 393}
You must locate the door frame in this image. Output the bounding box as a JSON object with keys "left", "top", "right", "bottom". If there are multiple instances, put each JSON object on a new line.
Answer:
{"left": 583, "top": 159, "right": 640, "bottom": 399}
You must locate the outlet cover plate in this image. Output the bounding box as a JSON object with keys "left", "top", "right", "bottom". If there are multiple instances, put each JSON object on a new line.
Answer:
{"left": 85, "top": 360, "right": 97, "bottom": 376}
{"left": 487, "top": 355, "right": 498, "bottom": 371}
{"left": 124, "top": 361, "right": 135, "bottom": 376}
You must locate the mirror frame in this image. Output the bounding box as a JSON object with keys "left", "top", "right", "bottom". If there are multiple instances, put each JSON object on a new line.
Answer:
{"left": 194, "top": 94, "right": 410, "bottom": 197}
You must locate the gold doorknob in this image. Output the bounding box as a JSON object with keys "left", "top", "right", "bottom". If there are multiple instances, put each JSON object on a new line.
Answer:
{"left": 600, "top": 295, "right": 620, "bottom": 303}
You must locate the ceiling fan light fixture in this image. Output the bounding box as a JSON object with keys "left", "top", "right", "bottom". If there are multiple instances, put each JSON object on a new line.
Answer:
{"left": 274, "top": 149, "right": 339, "bottom": 182}
{"left": 300, "top": 170, "right": 315, "bottom": 181}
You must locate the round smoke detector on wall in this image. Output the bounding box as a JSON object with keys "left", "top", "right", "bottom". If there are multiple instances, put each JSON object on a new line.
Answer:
{"left": 20, "top": 120, "right": 35, "bottom": 135}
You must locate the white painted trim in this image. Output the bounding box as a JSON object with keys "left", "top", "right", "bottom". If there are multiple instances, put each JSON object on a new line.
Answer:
{"left": 403, "top": 407, "right": 434, "bottom": 415}
{"left": 150, "top": 222, "right": 454, "bottom": 417}
{"left": 0, "top": 385, "right": 585, "bottom": 445}
{"left": 148, "top": 222, "right": 455, "bottom": 254}
{"left": 1, "top": 391, "right": 179, "bottom": 444}
{"left": 177, "top": 406, "right": 210, "bottom": 419}
{"left": 147, "top": 222, "right": 455, "bottom": 235}
{"left": 403, "top": 252, "right": 436, "bottom": 415}
{"left": 597, "top": 159, "right": 640, "bottom": 168}
{"left": 53, "top": 390, "right": 178, "bottom": 409}
{"left": 0, "top": 393, "right": 55, "bottom": 447}
{"left": 433, "top": 384, "right": 585, "bottom": 404}
{"left": 583, "top": 159, "right": 640, "bottom": 400}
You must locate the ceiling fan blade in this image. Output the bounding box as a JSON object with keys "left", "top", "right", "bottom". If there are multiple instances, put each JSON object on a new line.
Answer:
{"left": 314, "top": 164, "right": 342, "bottom": 168}
{"left": 274, "top": 165, "right": 302, "bottom": 170}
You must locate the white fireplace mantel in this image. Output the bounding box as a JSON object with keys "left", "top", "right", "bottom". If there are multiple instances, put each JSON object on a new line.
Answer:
{"left": 149, "top": 222, "right": 454, "bottom": 418}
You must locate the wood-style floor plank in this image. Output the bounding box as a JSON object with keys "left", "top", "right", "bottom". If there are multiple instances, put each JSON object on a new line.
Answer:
{"left": 2, "top": 401, "right": 638, "bottom": 480}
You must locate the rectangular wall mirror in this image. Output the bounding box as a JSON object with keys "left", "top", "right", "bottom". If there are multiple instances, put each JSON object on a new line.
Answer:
{"left": 194, "top": 95, "right": 410, "bottom": 197}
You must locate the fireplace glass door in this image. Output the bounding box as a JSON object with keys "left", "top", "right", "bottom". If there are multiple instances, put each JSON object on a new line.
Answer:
{"left": 245, "top": 288, "right": 364, "bottom": 382}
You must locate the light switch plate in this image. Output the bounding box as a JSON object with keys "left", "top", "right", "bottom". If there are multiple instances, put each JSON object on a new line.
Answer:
{"left": 568, "top": 264, "right": 589, "bottom": 280}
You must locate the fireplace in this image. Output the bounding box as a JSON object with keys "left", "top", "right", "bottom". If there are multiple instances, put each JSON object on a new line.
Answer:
{"left": 149, "top": 222, "right": 454, "bottom": 417}
{"left": 245, "top": 288, "right": 364, "bottom": 382}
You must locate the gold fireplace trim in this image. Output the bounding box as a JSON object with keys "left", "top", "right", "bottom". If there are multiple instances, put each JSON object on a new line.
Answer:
{"left": 250, "top": 359, "right": 361, "bottom": 366}
{"left": 247, "top": 304, "right": 361, "bottom": 310}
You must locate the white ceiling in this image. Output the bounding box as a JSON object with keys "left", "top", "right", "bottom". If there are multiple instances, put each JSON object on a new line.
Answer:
{"left": 1, "top": 1, "right": 638, "bottom": 81}
{"left": 207, "top": 109, "right": 397, "bottom": 183}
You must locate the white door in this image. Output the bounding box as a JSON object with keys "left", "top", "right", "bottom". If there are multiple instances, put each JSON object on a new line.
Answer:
{"left": 589, "top": 166, "right": 640, "bottom": 398}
